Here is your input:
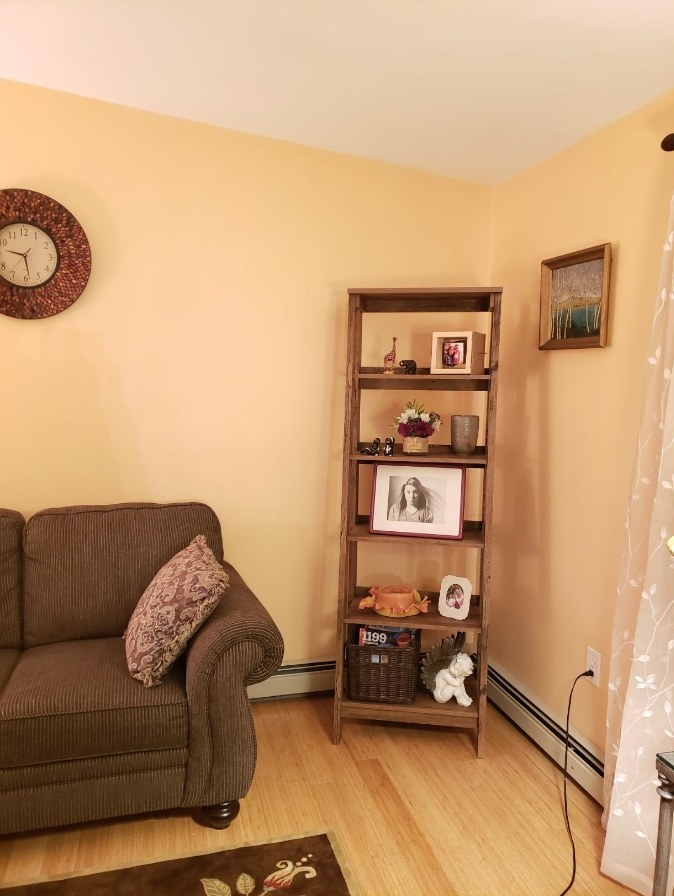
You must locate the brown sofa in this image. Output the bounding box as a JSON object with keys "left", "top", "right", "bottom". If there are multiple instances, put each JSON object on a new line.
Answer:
{"left": 0, "top": 501, "right": 284, "bottom": 836}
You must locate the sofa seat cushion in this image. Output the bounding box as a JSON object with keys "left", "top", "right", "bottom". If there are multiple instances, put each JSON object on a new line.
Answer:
{"left": 0, "top": 638, "right": 188, "bottom": 768}
{"left": 0, "top": 746, "right": 188, "bottom": 793}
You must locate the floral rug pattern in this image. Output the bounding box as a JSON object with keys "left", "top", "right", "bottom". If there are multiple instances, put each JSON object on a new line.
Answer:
{"left": 2, "top": 833, "right": 354, "bottom": 896}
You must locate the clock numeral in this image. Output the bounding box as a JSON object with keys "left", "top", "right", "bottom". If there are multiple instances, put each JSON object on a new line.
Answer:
{"left": 20, "top": 226, "right": 28, "bottom": 237}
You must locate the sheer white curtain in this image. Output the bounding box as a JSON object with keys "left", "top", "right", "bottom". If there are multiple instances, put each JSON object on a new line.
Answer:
{"left": 602, "top": 194, "right": 674, "bottom": 894}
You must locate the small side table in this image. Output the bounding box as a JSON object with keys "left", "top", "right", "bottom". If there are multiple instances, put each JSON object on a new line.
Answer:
{"left": 653, "top": 752, "right": 674, "bottom": 896}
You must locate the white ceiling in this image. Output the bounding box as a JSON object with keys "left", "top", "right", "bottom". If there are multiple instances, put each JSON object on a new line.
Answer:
{"left": 3, "top": 0, "right": 674, "bottom": 184}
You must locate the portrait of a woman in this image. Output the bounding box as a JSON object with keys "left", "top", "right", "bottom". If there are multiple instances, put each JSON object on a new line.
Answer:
{"left": 387, "top": 477, "right": 434, "bottom": 522}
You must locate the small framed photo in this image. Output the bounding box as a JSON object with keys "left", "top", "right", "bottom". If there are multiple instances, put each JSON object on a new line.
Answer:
{"left": 539, "top": 243, "right": 611, "bottom": 350}
{"left": 370, "top": 463, "right": 465, "bottom": 539}
{"left": 438, "top": 574, "right": 472, "bottom": 620}
{"left": 430, "top": 331, "right": 486, "bottom": 374}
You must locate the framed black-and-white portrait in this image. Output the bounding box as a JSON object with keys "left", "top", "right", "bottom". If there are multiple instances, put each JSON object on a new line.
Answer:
{"left": 370, "top": 463, "right": 465, "bottom": 539}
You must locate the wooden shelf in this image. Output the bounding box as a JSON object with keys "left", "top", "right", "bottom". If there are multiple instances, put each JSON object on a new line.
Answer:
{"left": 358, "top": 370, "right": 490, "bottom": 392}
{"left": 345, "top": 597, "right": 482, "bottom": 633}
{"left": 333, "top": 287, "right": 501, "bottom": 757}
{"left": 347, "top": 520, "right": 485, "bottom": 548}
{"left": 340, "top": 679, "right": 480, "bottom": 728}
{"left": 352, "top": 445, "right": 488, "bottom": 467}
{"left": 348, "top": 287, "right": 498, "bottom": 314}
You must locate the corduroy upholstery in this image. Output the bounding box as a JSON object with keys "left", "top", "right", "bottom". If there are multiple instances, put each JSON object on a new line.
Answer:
{"left": 22, "top": 502, "right": 226, "bottom": 646}
{"left": 0, "top": 502, "right": 284, "bottom": 836}
{"left": 0, "top": 509, "right": 23, "bottom": 650}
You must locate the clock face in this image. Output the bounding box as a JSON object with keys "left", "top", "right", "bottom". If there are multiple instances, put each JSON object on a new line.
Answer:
{"left": 0, "top": 222, "right": 59, "bottom": 288}
{"left": 0, "top": 189, "right": 91, "bottom": 319}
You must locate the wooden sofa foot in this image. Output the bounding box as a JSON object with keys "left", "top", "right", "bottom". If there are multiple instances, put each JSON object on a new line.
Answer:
{"left": 200, "top": 800, "right": 241, "bottom": 829}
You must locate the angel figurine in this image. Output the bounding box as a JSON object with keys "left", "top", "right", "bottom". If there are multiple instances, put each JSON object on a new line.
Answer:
{"left": 421, "top": 634, "right": 475, "bottom": 706}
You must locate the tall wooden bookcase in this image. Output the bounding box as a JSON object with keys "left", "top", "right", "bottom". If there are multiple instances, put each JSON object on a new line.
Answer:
{"left": 333, "top": 287, "right": 501, "bottom": 756}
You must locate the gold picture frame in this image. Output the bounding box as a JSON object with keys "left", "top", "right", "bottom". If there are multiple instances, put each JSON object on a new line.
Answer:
{"left": 539, "top": 243, "right": 611, "bottom": 350}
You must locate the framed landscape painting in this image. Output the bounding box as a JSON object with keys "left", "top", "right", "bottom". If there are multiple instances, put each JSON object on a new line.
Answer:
{"left": 539, "top": 243, "right": 611, "bottom": 350}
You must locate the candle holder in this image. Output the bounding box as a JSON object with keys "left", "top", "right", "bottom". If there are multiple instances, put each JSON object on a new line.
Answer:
{"left": 451, "top": 415, "right": 479, "bottom": 455}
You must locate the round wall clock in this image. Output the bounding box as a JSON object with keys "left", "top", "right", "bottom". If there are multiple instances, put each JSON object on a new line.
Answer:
{"left": 0, "top": 188, "right": 91, "bottom": 320}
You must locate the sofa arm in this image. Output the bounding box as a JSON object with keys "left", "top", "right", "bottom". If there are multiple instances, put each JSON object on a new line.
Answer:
{"left": 185, "top": 562, "right": 284, "bottom": 686}
{"left": 181, "top": 562, "right": 284, "bottom": 807}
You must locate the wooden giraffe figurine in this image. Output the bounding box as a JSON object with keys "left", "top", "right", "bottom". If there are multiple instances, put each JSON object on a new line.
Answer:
{"left": 383, "top": 336, "right": 397, "bottom": 374}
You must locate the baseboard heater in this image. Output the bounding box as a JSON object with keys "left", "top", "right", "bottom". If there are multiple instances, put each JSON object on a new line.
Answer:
{"left": 248, "top": 660, "right": 605, "bottom": 805}
{"left": 486, "top": 666, "right": 604, "bottom": 805}
{"left": 248, "top": 660, "right": 336, "bottom": 699}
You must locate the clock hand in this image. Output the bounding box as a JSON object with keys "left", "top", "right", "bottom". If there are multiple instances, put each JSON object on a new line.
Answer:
{"left": 5, "top": 249, "right": 31, "bottom": 276}
{"left": 6, "top": 251, "right": 26, "bottom": 273}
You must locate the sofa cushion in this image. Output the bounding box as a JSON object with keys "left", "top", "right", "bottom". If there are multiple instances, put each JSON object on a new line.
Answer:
{"left": 0, "top": 509, "right": 24, "bottom": 649}
{"left": 0, "top": 746, "right": 188, "bottom": 793}
{"left": 0, "top": 638, "right": 188, "bottom": 768}
{"left": 23, "top": 502, "right": 224, "bottom": 648}
{"left": 125, "top": 535, "right": 229, "bottom": 687}
{"left": 0, "top": 761, "right": 188, "bottom": 837}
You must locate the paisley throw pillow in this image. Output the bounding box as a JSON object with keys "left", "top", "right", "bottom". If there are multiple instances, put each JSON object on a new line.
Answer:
{"left": 125, "top": 535, "right": 229, "bottom": 687}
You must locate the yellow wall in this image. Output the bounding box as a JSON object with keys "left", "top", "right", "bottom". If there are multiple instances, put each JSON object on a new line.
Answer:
{"left": 491, "top": 90, "right": 674, "bottom": 755}
{"left": 0, "top": 80, "right": 493, "bottom": 665}
{"left": 4, "top": 76, "right": 674, "bottom": 760}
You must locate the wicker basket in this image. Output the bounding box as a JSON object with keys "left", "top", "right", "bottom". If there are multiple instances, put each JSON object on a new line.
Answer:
{"left": 346, "top": 642, "right": 419, "bottom": 704}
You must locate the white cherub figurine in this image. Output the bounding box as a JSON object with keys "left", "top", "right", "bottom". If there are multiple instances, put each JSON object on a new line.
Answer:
{"left": 432, "top": 652, "right": 474, "bottom": 706}
{"left": 421, "top": 634, "right": 476, "bottom": 707}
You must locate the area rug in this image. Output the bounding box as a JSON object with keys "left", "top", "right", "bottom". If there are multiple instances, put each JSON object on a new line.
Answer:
{"left": 1, "top": 831, "right": 357, "bottom": 895}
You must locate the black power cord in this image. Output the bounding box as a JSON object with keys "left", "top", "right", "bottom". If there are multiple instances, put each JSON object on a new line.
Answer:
{"left": 558, "top": 669, "right": 595, "bottom": 896}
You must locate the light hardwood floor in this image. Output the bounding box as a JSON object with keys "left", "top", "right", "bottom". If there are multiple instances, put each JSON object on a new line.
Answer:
{"left": 0, "top": 696, "right": 632, "bottom": 895}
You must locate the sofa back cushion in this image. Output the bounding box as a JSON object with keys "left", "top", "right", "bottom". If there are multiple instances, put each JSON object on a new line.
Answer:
{"left": 0, "top": 509, "right": 24, "bottom": 649}
{"left": 23, "top": 502, "right": 224, "bottom": 648}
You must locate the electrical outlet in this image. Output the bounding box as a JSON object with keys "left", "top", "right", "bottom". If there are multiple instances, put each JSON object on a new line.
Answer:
{"left": 586, "top": 647, "right": 601, "bottom": 687}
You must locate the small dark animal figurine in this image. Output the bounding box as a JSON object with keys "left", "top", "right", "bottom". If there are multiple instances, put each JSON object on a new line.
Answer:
{"left": 383, "top": 437, "right": 395, "bottom": 456}
{"left": 360, "top": 437, "right": 381, "bottom": 456}
{"left": 399, "top": 359, "right": 417, "bottom": 375}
